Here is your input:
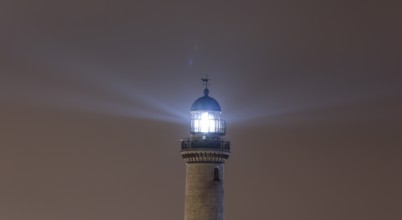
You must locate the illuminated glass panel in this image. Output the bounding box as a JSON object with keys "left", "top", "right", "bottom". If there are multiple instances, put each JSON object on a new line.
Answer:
{"left": 191, "top": 110, "right": 225, "bottom": 134}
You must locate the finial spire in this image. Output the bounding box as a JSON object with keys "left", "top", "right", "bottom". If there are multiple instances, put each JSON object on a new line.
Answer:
{"left": 201, "top": 74, "right": 210, "bottom": 96}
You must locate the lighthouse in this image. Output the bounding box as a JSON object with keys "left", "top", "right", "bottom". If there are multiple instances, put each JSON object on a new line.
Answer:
{"left": 180, "top": 78, "right": 231, "bottom": 220}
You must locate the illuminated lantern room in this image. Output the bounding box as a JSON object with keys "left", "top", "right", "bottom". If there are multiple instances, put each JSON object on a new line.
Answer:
{"left": 190, "top": 87, "right": 225, "bottom": 136}
{"left": 181, "top": 77, "right": 230, "bottom": 152}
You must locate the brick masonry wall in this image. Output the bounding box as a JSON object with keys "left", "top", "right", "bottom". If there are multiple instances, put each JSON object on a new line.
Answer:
{"left": 184, "top": 163, "right": 225, "bottom": 220}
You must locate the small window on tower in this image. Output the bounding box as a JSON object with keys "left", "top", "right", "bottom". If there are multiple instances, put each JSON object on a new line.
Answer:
{"left": 214, "top": 167, "right": 220, "bottom": 181}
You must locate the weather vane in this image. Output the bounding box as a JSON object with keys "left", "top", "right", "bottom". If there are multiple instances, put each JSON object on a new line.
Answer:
{"left": 201, "top": 74, "right": 210, "bottom": 89}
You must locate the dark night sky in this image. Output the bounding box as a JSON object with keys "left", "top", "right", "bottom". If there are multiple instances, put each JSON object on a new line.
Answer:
{"left": 1, "top": 0, "right": 402, "bottom": 219}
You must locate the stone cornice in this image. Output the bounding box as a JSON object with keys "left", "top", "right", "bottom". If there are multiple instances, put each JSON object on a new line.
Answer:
{"left": 181, "top": 150, "right": 230, "bottom": 163}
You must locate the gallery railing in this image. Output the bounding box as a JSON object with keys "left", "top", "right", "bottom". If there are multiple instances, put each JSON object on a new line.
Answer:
{"left": 180, "top": 138, "right": 230, "bottom": 152}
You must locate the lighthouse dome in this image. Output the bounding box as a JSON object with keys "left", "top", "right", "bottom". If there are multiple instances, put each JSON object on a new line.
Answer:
{"left": 191, "top": 88, "right": 221, "bottom": 111}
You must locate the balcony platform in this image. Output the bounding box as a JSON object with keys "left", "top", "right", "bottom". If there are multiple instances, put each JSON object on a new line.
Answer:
{"left": 180, "top": 137, "right": 230, "bottom": 152}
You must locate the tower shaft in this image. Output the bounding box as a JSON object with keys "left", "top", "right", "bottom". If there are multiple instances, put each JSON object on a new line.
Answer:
{"left": 184, "top": 163, "right": 224, "bottom": 220}
{"left": 181, "top": 144, "right": 230, "bottom": 220}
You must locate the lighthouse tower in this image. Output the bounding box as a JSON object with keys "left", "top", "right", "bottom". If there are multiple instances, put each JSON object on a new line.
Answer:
{"left": 180, "top": 78, "right": 231, "bottom": 220}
